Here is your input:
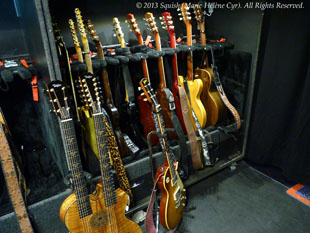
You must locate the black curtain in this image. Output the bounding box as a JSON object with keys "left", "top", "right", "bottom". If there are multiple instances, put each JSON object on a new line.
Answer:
{"left": 246, "top": 7, "right": 310, "bottom": 184}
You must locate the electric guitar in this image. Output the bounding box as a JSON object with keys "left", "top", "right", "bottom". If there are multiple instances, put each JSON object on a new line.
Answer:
{"left": 144, "top": 12, "right": 177, "bottom": 140}
{"left": 75, "top": 74, "right": 142, "bottom": 233}
{"left": 193, "top": 5, "right": 226, "bottom": 126}
{"left": 126, "top": 13, "right": 156, "bottom": 144}
{"left": 178, "top": 3, "right": 207, "bottom": 128}
{"left": 139, "top": 78, "right": 186, "bottom": 230}
{"left": 74, "top": 9, "right": 138, "bottom": 157}
{"left": 160, "top": 12, "right": 187, "bottom": 134}
{"left": 111, "top": 17, "right": 146, "bottom": 148}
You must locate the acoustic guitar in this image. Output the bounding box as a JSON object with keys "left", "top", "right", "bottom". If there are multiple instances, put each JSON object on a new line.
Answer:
{"left": 47, "top": 81, "right": 140, "bottom": 233}
{"left": 160, "top": 12, "right": 187, "bottom": 134}
{"left": 144, "top": 12, "right": 177, "bottom": 140}
{"left": 74, "top": 9, "right": 139, "bottom": 157}
{"left": 178, "top": 3, "right": 207, "bottom": 128}
{"left": 139, "top": 78, "right": 186, "bottom": 230}
{"left": 126, "top": 13, "right": 156, "bottom": 144}
{"left": 193, "top": 5, "right": 226, "bottom": 126}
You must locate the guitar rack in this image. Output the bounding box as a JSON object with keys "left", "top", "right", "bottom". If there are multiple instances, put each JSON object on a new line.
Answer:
{"left": 0, "top": 0, "right": 263, "bottom": 232}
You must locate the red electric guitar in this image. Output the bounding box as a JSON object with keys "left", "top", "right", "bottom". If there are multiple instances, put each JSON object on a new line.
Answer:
{"left": 160, "top": 12, "right": 187, "bottom": 134}
{"left": 144, "top": 12, "right": 177, "bottom": 140}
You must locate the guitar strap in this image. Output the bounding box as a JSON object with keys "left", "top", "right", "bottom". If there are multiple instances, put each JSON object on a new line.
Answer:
{"left": 163, "top": 88, "right": 188, "bottom": 178}
{"left": 102, "top": 108, "right": 134, "bottom": 204}
{"left": 0, "top": 114, "right": 34, "bottom": 233}
{"left": 208, "top": 46, "right": 241, "bottom": 130}
{"left": 178, "top": 86, "right": 203, "bottom": 169}
{"left": 182, "top": 80, "right": 211, "bottom": 166}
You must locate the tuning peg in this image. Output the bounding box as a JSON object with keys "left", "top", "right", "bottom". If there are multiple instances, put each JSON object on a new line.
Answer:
{"left": 160, "top": 21, "right": 164, "bottom": 25}
{"left": 177, "top": 8, "right": 180, "bottom": 11}
{"left": 138, "top": 87, "right": 142, "bottom": 91}
{"left": 178, "top": 13, "right": 182, "bottom": 16}
{"left": 125, "top": 20, "right": 128, "bottom": 23}
{"left": 179, "top": 17, "right": 183, "bottom": 21}
{"left": 143, "top": 98, "right": 148, "bottom": 102}
{"left": 141, "top": 93, "right": 145, "bottom": 96}
{"left": 162, "top": 26, "right": 167, "bottom": 30}
{"left": 159, "top": 16, "right": 162, "bottom": 20}
{"left": 129, "top": 29, "right": 132, "bottom": 32}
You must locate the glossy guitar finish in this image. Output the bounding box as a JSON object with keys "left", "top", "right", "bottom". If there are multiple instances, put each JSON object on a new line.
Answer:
{"left": 126, "top": 13, "right": 157, "bottom": 144}
{"left": 145, "top": 12, "right": 177, "bottom": 140}
{"left": 60, "top": 184, "right": 141, "bottom": 233}
{"left": 139, "top": 78, "right": 186, "bottom": 230}
{"left": 161, "top": 12, "right": 187, "bottom": 134}
{"left": 155, "top": 161, "right": 186, "bottom": 230}
{"left": 194, "top": 5, "right": 226, "bottom": 126}
{"left": 179, "top": 3, "right": 207, "bottom": 128}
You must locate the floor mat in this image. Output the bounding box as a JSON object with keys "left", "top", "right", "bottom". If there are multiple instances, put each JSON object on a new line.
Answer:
{"left": 287, "top": 184, "right": 310, "bottom": 206}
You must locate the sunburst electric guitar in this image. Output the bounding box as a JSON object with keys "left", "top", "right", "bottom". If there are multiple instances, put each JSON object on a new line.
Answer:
{"left": 139, "top": 78, "right": 186, "bottom": 230}
{"left": 193, "top": 5, "right": 226, "bottom": 126}
{"left": 178, "top": 3, "right": 207, "bottom": 128}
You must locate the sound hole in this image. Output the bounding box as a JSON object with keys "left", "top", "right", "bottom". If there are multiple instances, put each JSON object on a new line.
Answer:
{"left": 90, "top": 210, "right": 109, "bottom": 229}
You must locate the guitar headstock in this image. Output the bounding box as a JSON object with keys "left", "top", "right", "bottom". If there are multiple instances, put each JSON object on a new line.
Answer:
{"left": 68, "top": 19, "right": 80, "bottom": 48}
{"left": 144, "top": 12, "right": 158, "bottom": 37}
{"left": 178, "top": 3, "right": 192, "bottom": 26}
{"left": 193, "top": 4, "right": 204, "bottom": 24}
{"left": 86, "top": 19, "right": 100, "bottom": 42}
{"left": 46, "top": 81, "right": 71, "bottom": 120}
{"left": 112, "top": 17, "right": 126, "bottom": 48}
{"left": 77, "top": 74, "right": 103, "bottom": 114}
{"left": 139, "top": 78, "right": 160, "bottom": 110}
{"left": 126, "top": 13, "right": 141, "bottom": 39}
{"left": 160, "top": 12, "right": 175, "bottom": 35}
{"left": 75, "top": 8, "right": 87, "bottom": 42}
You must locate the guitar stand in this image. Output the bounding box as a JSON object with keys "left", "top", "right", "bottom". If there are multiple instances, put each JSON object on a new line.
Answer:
{"left": 63, "top": 171, "right": 93, "bottom": 187}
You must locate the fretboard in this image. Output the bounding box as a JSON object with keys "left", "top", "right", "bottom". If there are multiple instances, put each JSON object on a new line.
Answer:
{"left": 186, "top": 24, "right": 194, "bottom": 81}
{"left": 93, "top": 113, "right": 117, "bottom": 207}
{"left": 60, "top": 119, "right": 92, "bottom": 218}
{"left": 152, "top": 106, "right": 178, "bottom": 184}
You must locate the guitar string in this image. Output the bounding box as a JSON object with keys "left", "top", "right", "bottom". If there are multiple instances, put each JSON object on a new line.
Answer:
{"left": 62, "top": 120, "right": 92, "bottom": 232}
{"left": 53, "top": 89, "right": 91, "bottom": 219}
{"left": 94, "top": 114, "right": 118, "bottom": 232}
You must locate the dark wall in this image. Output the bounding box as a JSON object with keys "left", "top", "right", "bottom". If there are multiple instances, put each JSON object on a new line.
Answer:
{"left": 246, "top": 5, "right": 310, "bottom": 184}
{"left": 0, "top": 0, "right": 29, "bottom": 57}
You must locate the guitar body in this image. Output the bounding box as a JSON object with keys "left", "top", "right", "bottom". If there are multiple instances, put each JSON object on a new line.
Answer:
{"left": 195, "top": 68, "right": 227, "bottom": 126}
{"left": 60, "top": 184, "right": 142, "bottom": 233}
{"left": 178, "top": 76, "right": 207, "bottom": 128}
{"left": 155, "top": 161, "right": 186, "bottom": 230}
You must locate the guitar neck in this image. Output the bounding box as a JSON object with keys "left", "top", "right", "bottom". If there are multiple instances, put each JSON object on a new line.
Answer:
{"left": 154, "top": 34, "right": 166, "bottom": 89}
{"left": 170, "top": 33, "right": 179, "bottom": 82}
{"left": 200, "top": 21, "right": 207, "bottom": 46}
{"left": 93, "top": 114, "right": 117, "bottom": 207}
{"left": 82, "top": 39, "right": 93, "bottom": 74}
{"left": 186, "top": 23, "right": 194, "bottom": 81}
{"left": 153, "top": 106, "right": 178, "bottom": 184}
{"left": 95, "top": 41, "right": 104, "bottom": 60}
{"left": 136, "top": 35, "right": 150, "bottom": 79}
{"left": 60, "top": 119, "right": 92, "bottom": 218}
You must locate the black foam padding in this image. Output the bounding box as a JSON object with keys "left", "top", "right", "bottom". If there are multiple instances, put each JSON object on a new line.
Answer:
{"left": 114, "top": 55, "right": 129, "bottom": 64}
{"left": 13, "top": 67, "right": 32, "bottom": 80}
{"left": 0, "top": 69, "right": 14, "bottom": 83}
{"left": 115, "top": 47, "right": 131, "bottom": 56}
{"left": 176, "top": 44, "right": 190, "bottom": 53}
{"left": 162, "top": 47, "right": 177, "bottom": 56}
{"left": 128, "top": 52, "right": 147, "bottom": 62}
{"left": 92, "top": 59, "right": 106, "bottom": 73}
{"left": 105, "top": 56, "right": 120, "bottom": 66}
{"left": 130, "top": 44, "right": 149, "bottom": 54}
{"left": 70, "top": 60, "right": 87, "bottom": 74}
